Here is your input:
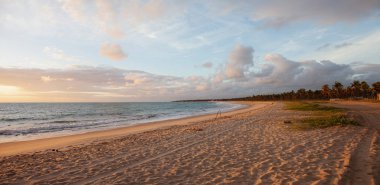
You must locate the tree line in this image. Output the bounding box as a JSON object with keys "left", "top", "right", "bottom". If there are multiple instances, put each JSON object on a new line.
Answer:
{"left": 225, "top": 81, "right": 380, "bottom": 101}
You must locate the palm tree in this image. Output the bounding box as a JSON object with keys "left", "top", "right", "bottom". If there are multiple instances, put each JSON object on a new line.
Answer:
{"left": 321, "top": 84, "right": 331, "bottom": 99}
{"left": 346, "top": 86, "right": 353, "bottom": 98}
{"left": 307, "top": 90, "right": 314, "bottom": 99}
{"left": 360, "top": 81, "right": 369, "bottom": 98}
{"left": 373, "top": 82, "right": 380, "bottom": 92}
{"left": 373, "top": 82, "right": 380, "bottom": 100}
{"left": 351, "top": 80, "right": 361, "bottom": 97}
{"left": 333, "top": 81, "right": 344, "bottom": 98}
{"left": 297, "top": 88, "right": 306, "bottom": 99}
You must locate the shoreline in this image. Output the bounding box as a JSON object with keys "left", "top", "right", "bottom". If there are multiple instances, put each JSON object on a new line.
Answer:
{"left": 0, "top": 101, "right": 245, "bottom": 143}
{"left": 0, "top": 101, "right": 268, "bottom": 157}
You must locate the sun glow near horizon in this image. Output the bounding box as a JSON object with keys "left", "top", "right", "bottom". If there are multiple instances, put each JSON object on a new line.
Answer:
{"left": 0, "top": 85, "right": 34, "bottom": 102}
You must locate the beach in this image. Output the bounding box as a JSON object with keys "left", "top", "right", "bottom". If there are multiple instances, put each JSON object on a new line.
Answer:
{"left": 1, "top": 101, "right": 380, "bottom": 184}
{"left": 2, "top": 0, "right": 379, "bottom": 184}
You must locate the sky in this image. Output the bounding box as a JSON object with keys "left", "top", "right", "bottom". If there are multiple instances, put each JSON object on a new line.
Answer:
{"left": 0, "top": 0, "right": 380, "bottom": 102}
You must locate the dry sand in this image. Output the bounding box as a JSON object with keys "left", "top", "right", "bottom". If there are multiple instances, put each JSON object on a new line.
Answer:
{"left": 327, "top": 101, "right": 380, "bottom": 185}
{"left": 0, "top": 101, "right": 379, "bottom": 184}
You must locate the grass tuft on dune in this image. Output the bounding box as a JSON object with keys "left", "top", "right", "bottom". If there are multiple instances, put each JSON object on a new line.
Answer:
{"left": 285, "top": 101, "right": 359, "bottom": 129}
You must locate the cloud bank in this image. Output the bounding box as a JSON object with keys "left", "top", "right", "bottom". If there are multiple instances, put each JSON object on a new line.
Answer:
{"left": 0, "top": 66, "right": 211, "bottom": 102}
{"left": 1, "top": 44, "right": 379, "bottom": 101}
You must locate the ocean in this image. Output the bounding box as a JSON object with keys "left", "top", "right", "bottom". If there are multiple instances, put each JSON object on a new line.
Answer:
{"left": 0, "top": 102, "right": 244, "bottom": 143}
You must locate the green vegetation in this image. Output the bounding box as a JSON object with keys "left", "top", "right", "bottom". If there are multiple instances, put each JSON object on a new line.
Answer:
{"left": 219, "top": 80, "right": 380, "bottom": 101}
{"left": 285, "top": 101, "right": 340, "bottom": 112}
{"left": 181, "top": 80, "right": 380, "bottom": 102}
{"left": 292, "top": 114, "right": 359, "bottom": 130}
{"left": 285, "top": 101, "right": 359, "bottom": 130}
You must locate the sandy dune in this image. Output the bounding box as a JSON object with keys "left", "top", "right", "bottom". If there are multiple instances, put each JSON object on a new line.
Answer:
{"left": 0, "top": 101, "right": 379, "bottom": 184}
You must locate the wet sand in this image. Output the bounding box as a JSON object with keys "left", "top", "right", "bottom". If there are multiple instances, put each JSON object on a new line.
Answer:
{"left": 0, "top": 101, "right": 379, "bottom": 184}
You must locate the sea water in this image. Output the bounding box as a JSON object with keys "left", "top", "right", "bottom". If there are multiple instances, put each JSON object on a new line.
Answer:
{"left": 0, "top": 102, "right": 244, "bottom": 143}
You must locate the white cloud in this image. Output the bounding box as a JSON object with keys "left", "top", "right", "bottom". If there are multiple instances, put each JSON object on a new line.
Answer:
{"left": 215, "top": 44, "right": 254, "bottom": 82}
{"left": 248, "top": 0, "right": 380, "bottom": 27}
{"left": 53, "top": 0, "right": 380, "bottom": 38}
{"left": 99, "top": 43, "right": 127, "bottom": 61}
{"left": 209, "top": 45, "right": 380, "bottom": 97}
{"left": 43, "top": 47, "right": 80, "bottom": 62}
{"left": 124, "top": 0, "right": 169, "bottom": 24}
{"left": 105, "top": 27, "right": 125, "bottom": 39}
{"left": 351, "top": 63, "right": 380, "bottom": 82}
{"left": 41, "top": 75, "right": 74, "bottom": 83}
{"left": 58, "top": 0, "right": 175, "bottom": 39}
{"left": 124, "top": 72, "right": 183, "bottom": 88}
{"left": 257, "top": 54, "right": 303, "bottom": 85}
{"left": 257, "top": 54, "right": 355, "bottom": 87}
{"left": 187, "top": 75, "right": 211, "bottom": 92}
{"left": 94, "top": 0, "right": 125, "bottom": 39}
{"left": 226, "top": 44, "right": 254, "bottom": 78}
{"left": 313, "top": 29, "right": 380, "bottom": 63}
{"left": 61, "top": 0, "right": 86, "bottom": 23}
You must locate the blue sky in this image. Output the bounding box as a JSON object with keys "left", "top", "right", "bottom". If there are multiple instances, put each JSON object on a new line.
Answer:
{"left": 0, "top": 0, "right": 380, "bottom": 102}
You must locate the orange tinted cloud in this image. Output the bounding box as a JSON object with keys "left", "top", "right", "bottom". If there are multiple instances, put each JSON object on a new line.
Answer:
{"left": 99, "top": 43, "right": 127, "bottom": 61}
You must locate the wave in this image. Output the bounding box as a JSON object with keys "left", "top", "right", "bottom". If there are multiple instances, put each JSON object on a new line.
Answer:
{"left": 0, "top": 122, "right": 104, "bottom": 136}
{"left": 50, "top": 120, "right": 78, "bottom": 124}
{"left": 0, "top": 117, "right": 29, "bottom": 122}
{"left": 0, "top": 102, "right": 240, "bottom": 140}
{"left": 0, "top": 114, "right": 159, "bottom": 136}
